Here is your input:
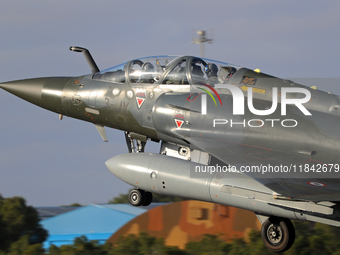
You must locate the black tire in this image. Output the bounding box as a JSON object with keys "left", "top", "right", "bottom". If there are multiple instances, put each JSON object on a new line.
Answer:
{"left": 142, "top": 192, "right": 153, "bottom": 206}
{"left": 129, "top": 189, "right": 144, "bottom": 206}
{"left": 261, "top": 217, "right": 295, "bottom": 253}
{"left": 283, "top": 219, "right": 295, "bottom": 252}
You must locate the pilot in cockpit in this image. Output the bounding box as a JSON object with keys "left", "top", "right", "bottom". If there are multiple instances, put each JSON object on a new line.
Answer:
{"left": 139, "top": 62, "right": 155, "bottom": 83}
{"left": 205, "top": 63, "right": 219, "bottom": 86}
{"left": 191, "top": 63, "right": 206, "bottom": 85}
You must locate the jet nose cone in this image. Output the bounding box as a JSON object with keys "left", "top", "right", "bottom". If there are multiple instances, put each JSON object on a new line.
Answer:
{"left": 0, "top": 78, "right": 46, "bottom": 106}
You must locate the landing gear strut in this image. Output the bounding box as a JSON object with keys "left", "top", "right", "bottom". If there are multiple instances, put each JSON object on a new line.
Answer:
{"left": 128, "top": 189, "right": 153, "bottom": 206}
{"left": 261, "top": 217, "right": 295, "bottom": 253}
{"left": 125, "top": 132, "right": 146, "bottom": 153}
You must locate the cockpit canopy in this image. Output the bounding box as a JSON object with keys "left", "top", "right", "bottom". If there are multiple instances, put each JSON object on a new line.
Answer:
{"left": 93, "top": 55, "right": 241, "bottom": 86}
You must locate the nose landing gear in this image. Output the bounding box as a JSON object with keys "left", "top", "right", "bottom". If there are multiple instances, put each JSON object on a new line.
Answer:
{"left": 125, "top": 132, "right": 146, "bottom": 153}
{"left": 261, "top": 217, "right": 295, "bottom": 253}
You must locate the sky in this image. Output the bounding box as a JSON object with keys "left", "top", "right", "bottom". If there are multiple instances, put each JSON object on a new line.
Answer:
{"left": 1, "top": 0, "right": 340, "bottom": 206}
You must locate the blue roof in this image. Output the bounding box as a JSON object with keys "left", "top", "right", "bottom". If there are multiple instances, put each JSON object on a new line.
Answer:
{"left": 40, "top": 204, "right": 149, "bottom": 248}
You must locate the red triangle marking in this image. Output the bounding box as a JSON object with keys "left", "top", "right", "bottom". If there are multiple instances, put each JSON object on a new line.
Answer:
{"left": 175, "top": 119, "right": 184, "bottom": 128}
{"left": 136, "top": 97, "right": 145, "bottom": 108}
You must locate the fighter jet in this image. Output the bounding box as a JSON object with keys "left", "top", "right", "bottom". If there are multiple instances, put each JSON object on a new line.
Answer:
{"left": 1, "top": 46, "right": 340, "bottom": 252}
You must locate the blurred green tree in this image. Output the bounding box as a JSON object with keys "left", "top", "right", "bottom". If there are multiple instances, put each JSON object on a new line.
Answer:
{"left": 60, "top": 203, "right": 82, "bottom": 207}
{"left": 107, "top": 232, "right": 185, "bottom": 255}
{"left": 5, "top": 235, "right": 44, "bottom": 255}
{"left": 185, "top": 234, "right": 231, "bottom": 255}
{"left": 0, "top": 195, "right": 47, "bottom": 252}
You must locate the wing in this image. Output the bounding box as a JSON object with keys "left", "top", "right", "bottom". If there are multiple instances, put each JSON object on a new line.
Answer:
{"left": 189, "top": 136, "right": 340, "bottom": 202}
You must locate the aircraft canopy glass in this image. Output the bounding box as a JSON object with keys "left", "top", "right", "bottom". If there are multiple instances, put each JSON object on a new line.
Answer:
{"left": 93, "top": 55, "right": 241, "bottom": 86}
{"left": 93, "top": 56, "right": 176, "bottom": 84}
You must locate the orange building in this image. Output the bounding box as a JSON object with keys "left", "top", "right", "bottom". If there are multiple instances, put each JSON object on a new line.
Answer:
{"left": 107, "top": 200, "right": 261, "bottom": 249}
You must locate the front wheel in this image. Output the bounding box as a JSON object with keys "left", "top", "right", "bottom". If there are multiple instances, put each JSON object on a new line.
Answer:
{"left": 261, "top": 217, "right": 295, "bottom": 253}
{"left": 128, "top": 189, "right": 144, "bottom": 206}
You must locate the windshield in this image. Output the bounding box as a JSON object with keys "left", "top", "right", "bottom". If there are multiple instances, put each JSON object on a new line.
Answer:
{"left": 93, "top": 56, "right": 178, "bottom": 84}
{"left": 92, "top": 62, "right": 127, "bottom": 83}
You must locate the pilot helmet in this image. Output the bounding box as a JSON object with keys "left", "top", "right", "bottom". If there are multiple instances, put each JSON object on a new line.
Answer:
{"left": 205, "top": 63, "right": 218, "bottom": 77}
{"left": 142, "top": 62, "right": 154, "bottom": 72}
